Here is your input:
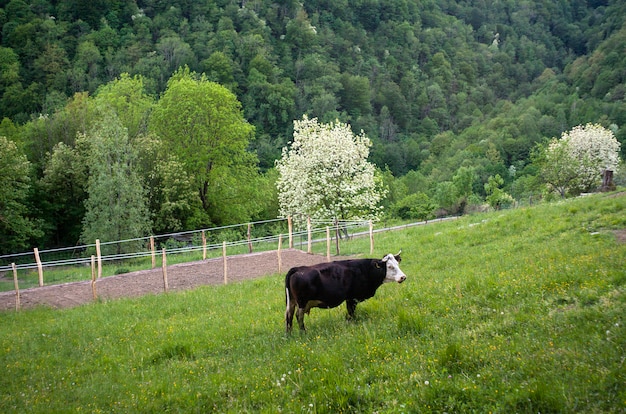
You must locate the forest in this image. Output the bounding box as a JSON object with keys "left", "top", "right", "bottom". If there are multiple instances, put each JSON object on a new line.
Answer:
{"left": 1, "top": 0, "right": 625, "bottom": 253}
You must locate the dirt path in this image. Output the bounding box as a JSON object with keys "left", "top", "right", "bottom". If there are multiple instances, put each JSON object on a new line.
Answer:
{"left": 0, "top": 249, "right": 349, "bottom": 312}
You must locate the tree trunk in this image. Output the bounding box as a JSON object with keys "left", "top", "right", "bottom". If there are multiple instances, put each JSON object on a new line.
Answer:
{"left": 601, "top": 170, "right": 615, "bottom": 192}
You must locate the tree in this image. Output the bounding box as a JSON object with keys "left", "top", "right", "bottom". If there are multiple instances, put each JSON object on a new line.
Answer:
{"left": 80, "top": 114, "right": 151, "bottom": 255}
{"left": 39, "top": 141, "right": 89, "bottom": 247}
{"left": 453, "top": 166, "right": 477, "bottom": 213}
{"left": 538, "top": 123, "right": 621, "bottom": 196}
{"left": 433, "top": 181, "right": 458, "bottom": 214}
{"left": 275, "top": 116, "right": 385, "bottom": 226}
{"left": 563, "top": 123, "right": 621, "bottom": 192}
{"left": 149, "top": 67, "right": 259, "bottom": 226}
{"left": 134, "top": 134, "right": 201, "bottom": 234}
{"left": 0, "top": 136, "right": 42, "bottom": 253}
{"left": 484, "top": 174, "right": 514, "bottom": 210}
{"left": 93, "top": 73, "right": 154, "bottom": 139}
{"left": 536, "top": 137, "right": 580, "bottom": 198}
{"left": 394, "top": 192, "right": 436, "bottom": 221}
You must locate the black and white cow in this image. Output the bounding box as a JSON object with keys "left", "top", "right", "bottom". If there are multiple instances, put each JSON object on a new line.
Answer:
{"left": 285, "top": 252, "right": 406, "bottom": 333}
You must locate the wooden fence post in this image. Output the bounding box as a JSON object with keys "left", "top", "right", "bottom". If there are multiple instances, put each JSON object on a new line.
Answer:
{"left": 90, "top": 255, "right": 97, "bottom": 300}
{"left": 96, "top": 239, "right": 102, "bottom": 279}
{"left": 202, "top": 230, "right": 207, "bottom": 260}
{"left": 33, "top": 248, "right": 44, "bottom": 287}
{"left": 334, "top": 219, "right": 340, "bottom": 256}
{"left": 247, "top": 223, "right": 253, "bottom": 253}
{"left": 307, "top": 216, "right": 312, "bottom": 254}
{"left": 277, "top": 234, "right": 282, "bottom": 274}
{"left": 369, "top": 220, "right": 374, "bottom": 255}
{"left": 12, "top": 263, "right": 20, "bottom": 311}
{"left": 150, "top": 236, "right": 156, "bottom": 268}
{"left": 288, "top": 216, "right": 293, "bottom": 249}
{"left": 162, "top": 248, "right": 169, "bottom": 292}
{"left": 222, "top": 241, "right": 228, "bottom": 284}
{"left": 326, "top": 227, "right": 331, "bottom": 261}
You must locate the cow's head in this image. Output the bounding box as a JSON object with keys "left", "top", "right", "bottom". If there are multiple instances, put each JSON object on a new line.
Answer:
{"left": 381, "top": 251, "right": 406, "bottom": 283}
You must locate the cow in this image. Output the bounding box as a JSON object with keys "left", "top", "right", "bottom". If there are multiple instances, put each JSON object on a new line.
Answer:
{"left": 285, "top": 252, "right": 406, "bottom": 333}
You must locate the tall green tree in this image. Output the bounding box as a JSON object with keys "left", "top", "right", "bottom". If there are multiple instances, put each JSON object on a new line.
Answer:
{"left": 93, "top": 73, "right": 154, "bottom": 139}
{"left": 149, "top": 67, "right": 259, "bottom": 226}
{"left": 80, "top": 114, "right": 150, "bottom": 254}
{"left": 134, "top": 134, "right": 200, "bottom": 234}
{"left": 39, "top": 141, "right": 89, "bottom": 247}
{"left": 0, "top": 136, "right": 42, "bottom": 253}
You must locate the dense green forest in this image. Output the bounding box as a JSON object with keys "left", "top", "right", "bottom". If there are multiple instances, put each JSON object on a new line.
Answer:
{"left": 1, "top": 0, "right": 625, "bottom": 252}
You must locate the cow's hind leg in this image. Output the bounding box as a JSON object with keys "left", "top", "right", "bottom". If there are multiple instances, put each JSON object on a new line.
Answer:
{"left": 296, "top": 307, "right": 306, "bottom": 331}
{"left": 285, "top": 288, "right": 296, "bottom": 333}
{"left": 346, "top": 299, "right": 357, "bottom": 320}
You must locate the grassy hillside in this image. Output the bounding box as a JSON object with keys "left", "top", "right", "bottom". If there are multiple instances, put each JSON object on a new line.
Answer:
{"left": 1, "top": 193, "right": 624, "bottom": 413}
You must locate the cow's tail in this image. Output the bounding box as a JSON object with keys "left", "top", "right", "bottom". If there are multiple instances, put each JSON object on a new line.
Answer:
{"left": 285, "top": 267, "right": 298, "bottom": 306}
{"left": 285, "top": 268, "right": 299, "bottom": 333}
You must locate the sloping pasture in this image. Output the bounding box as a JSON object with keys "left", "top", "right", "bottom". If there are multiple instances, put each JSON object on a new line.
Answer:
{"left": 1, "top": 193, "right": 625, "bottom": 413}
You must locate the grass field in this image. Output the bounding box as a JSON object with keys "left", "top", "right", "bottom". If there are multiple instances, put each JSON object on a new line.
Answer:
{"left": 1, "top": 193, "right": 625, "bottom": 413}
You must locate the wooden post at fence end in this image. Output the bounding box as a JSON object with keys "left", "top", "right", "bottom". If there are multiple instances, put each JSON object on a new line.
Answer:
{"left": 162, "top": 248, "right": 169, "bottom": 293}
{"left": 12, "top": 263, "right": 20, "bottom": 311}
{"left": 247, "top": 223, "right": 253, "bottom": 253}
{"left": 202, "top": 230, "right": 207, "bottom": 260}
{"left": 326, "top": 227, "right": 331, "bottom": 261}
{"left": 96, "top": 239, "right": 102, "bottom": 279}
{"left": 369, "top": 220, "right": 374, "bottom": 254}
{"left": 334, "top": 219, "right": 340, "bottom": 256}
{"left": 222, "top": 241, "right": 228, "bottom": 285}
{"left": 90, "top": 255, "right": 97, "bottom": 300}
{"left": 307, "top": 216, "right": 312, "bottom": 254}
{"left": 150, "top": 236, "right": 156, "bottom": 269}
{"left": 277, "top": 234, "right": 283, "bottom": 274}
{"left": 34, "top": 247, "right": 44, "bottom": 287}
{"left": 288, "top": 216, "right": 293, "bottom": 249}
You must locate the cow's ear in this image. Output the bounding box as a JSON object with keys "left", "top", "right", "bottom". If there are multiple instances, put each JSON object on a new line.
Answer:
{"left": 394, "top": 255, "right": 401, "bottom": 263}
{"left": 373, "top": 260, "right": 382, "bottom": 269}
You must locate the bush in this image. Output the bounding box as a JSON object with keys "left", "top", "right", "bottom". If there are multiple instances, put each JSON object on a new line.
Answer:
{"left": 394, "top": 192, "right": 436, "bottom": 220}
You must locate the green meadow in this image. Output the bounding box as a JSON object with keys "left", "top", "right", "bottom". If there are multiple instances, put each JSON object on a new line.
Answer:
{"left": 1, "top": 193, "right": 625, "bottom": 413}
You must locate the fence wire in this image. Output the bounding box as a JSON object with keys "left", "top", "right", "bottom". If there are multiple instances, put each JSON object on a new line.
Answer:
{"left": 0, "top": 218, "right": 369, "bottom": 276}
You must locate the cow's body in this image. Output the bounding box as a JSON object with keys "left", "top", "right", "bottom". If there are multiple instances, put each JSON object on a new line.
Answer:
{"left": 285, "top": 253, "right": 406, "bottom": 332}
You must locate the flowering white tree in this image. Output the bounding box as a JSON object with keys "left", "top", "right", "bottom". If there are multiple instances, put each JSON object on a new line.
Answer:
{"left": 275, "top": 116, "right": 385, "bottom": 225}
{"left": 540, "top": 123, "right": 621, "bottom": 196}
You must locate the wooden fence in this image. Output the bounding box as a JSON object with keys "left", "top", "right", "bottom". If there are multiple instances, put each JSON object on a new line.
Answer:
{"left": 2, "top": 218, "right": 381, "bottom": 311}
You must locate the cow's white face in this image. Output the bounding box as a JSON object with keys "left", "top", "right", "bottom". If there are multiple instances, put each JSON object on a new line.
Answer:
{"left": 382, "top": 253, "right": 406, "bottom": 283}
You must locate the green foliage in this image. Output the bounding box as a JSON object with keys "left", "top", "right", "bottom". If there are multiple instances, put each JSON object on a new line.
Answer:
{"left": 134, "top": 134, "right": 200, "bottom": 234}
{"left": 433, "top": 181, "right": 459, "bottom": 214}
{"left": 92, "top": 73, "right": 154, "bottom": 139}
{"left": 149, "top": 66, "right": 259, "bottom": 226}
{"left": 484, "top": 174, "right": 515, "bottom": 210}
{"left": 39, "top": 141, "right": 88, "bottom": 246}
{"left": 394, "top": 192, "right": 436, "bottom": 221}
{"left": 1, "top": 0, "right": 625, "bottom": 250}
{"left": 79, "top": 114, "right": 151, "bottom": 254}
{"left": 0, "top": 136, "right": 42, "bottom": 253}
{"left": 0, "top": 193, "right": 624, "bottom": 412}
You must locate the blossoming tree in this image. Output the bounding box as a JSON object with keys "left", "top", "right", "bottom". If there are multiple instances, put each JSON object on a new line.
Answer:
{"left": 540, "top": 123, "right": 621, "bottom": 197}
{"left": 275, "top": 116, "right": 385, "bottom": 226}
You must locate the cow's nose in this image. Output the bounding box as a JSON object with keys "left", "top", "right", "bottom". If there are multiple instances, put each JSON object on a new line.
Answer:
{"left": 398, "top": 275, "right": 406, "bottom": 283}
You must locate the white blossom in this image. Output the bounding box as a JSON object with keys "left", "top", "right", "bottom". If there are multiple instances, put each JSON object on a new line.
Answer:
{"left": 543, "top": 123, "right": 621, "bottom": 195}
{"left": 275, "top": 116, "right": 386, "bottom": 226}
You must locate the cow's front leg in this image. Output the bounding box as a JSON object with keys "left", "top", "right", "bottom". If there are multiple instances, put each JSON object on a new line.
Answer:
{"left": 346, "top": 299, "right": 357, "bottom": 320}
{"left": 296, "top": 307, "right": 306, "bottom": 331}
